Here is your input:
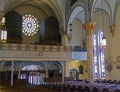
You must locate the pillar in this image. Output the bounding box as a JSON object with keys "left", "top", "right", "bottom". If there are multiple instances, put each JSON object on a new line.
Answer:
{"left": 18, "top": 68, "right": 21, "bottom": 79}
{"left": 11, "top": 60, "right": 14, "bottom": 86}
{"left": 62, "top": 61, "right": 65, "bottom": 83}
{"left": 65, "top": 61, "right": 69, "bottom": 77}
{"left": 46, "top": 68, "right": 48, "bottom": 78}
{"left": 84, "top": 22, "right": 95, "bottom": 83}
{"left": 59, "top": 26, "right": 69, "bottom": 46}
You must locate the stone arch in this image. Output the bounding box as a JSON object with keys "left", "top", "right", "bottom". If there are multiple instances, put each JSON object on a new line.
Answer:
{"left": 48, "top": 61, "right": 62, "bottom": 78}
{"left": 44, "top": 16, "right": 61, "bottom": 45}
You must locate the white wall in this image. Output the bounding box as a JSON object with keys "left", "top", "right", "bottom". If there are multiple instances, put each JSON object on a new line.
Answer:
{"left": 69, "top": 19, "right": 83, "bottom": 47}
{"left": 94, "top": 10, "right": 120, "bottom": 80}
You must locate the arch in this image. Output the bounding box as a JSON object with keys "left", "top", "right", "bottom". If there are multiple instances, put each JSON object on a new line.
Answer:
{"left": 67, "top": 6, "right": 84, "bottom": 35}
{"left": 5, "top": 10, "right": 23, "bottom": 43}
{"left": 48, "top": 61, "right": 62, "bottom": 71}
{"left": 44, "top": 16, "right": 61, "bottom": 45}
{"left": 1, "top": 61, "right": 17, "bottom": 71}
{"left": 19, "top": 62, "right": 47, "bottom": 71}
{"left": 93, "top": 0, "right": 111, "bottom": 25}
{"left": 48, "top": 61, "right": 62, "bottom": 78}
{"left": 0, "top": 61, "right": 18, "bottom": 80}
{"left": 19, "top": 62, "right": 47, "bottom": 85}
{"left": 69, "top": 19, "right": 83, "bottom": 47}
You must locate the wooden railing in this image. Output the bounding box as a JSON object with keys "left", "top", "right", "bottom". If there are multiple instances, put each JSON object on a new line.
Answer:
{"left": 44, "top": 77, "right": 62, "bottom": 83}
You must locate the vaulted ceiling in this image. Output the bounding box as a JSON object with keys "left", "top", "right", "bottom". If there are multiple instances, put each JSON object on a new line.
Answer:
{"left": 0, "top": 0, "right": 120, "bottom": 28}
{"left": 0, "top": 0, "right": 66, "bottom": 26}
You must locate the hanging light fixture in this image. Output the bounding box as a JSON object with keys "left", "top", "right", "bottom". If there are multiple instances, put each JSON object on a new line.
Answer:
{"left": 102, "top": 36, "right": 106, "bottom": 48}
{"left": 101, "top": 0, "right": 106, "bottom": 48}
{"left": 0, "top": 16, "right": 7, "bottom": 43}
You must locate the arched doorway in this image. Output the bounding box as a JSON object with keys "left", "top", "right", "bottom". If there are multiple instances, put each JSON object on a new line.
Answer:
{"left": 20, "top": 64, "right": 45, "bottom": 85}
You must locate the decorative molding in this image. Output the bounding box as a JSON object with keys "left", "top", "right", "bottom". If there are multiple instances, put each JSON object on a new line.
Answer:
{"left": 0, "top": 43, "right": 87, "bottom": 61}
{"left": 0, "top": 43, "right": 72, "bottom": 52}
{"left": 0, "top": 50, "right": 72, "bottom": 61}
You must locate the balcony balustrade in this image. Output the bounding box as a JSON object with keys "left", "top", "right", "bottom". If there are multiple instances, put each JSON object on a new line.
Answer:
{"left": 0, "top": 43, "right": 87, "bottom": 61}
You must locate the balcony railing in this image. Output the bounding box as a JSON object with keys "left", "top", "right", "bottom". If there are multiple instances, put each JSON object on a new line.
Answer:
{"left": 0, "top": 43, "right": 87, "bottom": 61}
{"left": 0, "top": 43, "right": 72, "bottom": 52}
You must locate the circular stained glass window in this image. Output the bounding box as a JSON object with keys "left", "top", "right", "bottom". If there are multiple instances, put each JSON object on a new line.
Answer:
{"left": 22, "top": 14, "right": 39, "bottom": 36}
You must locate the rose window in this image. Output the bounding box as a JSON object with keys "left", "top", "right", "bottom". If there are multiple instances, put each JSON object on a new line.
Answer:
{"left": 22, "top": 14, "right": 39, "bottom": 36}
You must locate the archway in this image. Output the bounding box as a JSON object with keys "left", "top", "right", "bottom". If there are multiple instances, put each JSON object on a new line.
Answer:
{"left": 21, "top": 64, "right": 45, "bottom": 85}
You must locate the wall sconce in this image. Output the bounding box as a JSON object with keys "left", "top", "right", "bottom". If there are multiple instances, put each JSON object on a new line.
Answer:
{"left": 102, "top": 36, "right": 106, "bottom": 48}
{"left": 0, "top": 16, "right": 7, "bottom": 43}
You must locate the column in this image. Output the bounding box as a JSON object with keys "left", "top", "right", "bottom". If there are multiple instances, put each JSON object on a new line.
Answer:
{"left": 45, "top": 68, "right": 48, "bottom": 78}
{"left": 62, "top": 61, "right": 65, "bottom": 83}
{"left": 65, "top": 61, "right": 69, "bottom": 77}
{"left": 84, "top": 22, "right": 95, "bottom": 83}
{"left": 59, "top": 26, "right": 69, "bottom": 46}
{"left": 18, "top": 68, "right": 21, "bottom": 79}
{"left": 11, "top": 60, "right": 14, "bottom": 86}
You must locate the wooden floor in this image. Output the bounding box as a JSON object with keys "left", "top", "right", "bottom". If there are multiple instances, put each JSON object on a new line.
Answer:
{"left": 0, "top": 84, "right": 56, "bottom": 92}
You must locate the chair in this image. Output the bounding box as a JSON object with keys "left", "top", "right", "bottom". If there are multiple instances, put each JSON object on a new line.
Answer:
{"left": 67, "top": 84, "right": 71, "bottom": 89}
{"left": 102, "top": 88, "right": 109, "bottom": 92}
{"left": 65, "top": 88, "right": 72, "bottom": 92}
{"left": 77, "top": 85, "right": 83, "bottom": 92}
{"left": 71, "top": 85, "right": 77, "bottom": 92}
{"left": 92, "top": 87, "right": 99, "bottom": 92}
{"left": 114, "top": 89, "right": 120, "bottom": 92}
{"left": 62, "top": 84, "right": 67, "bottom": 91}
{"left": 117, "top": 80, "right": 120, "bottom": 84}
{"left": 84, "top": 86, "right": 90, "bottom": 92}
{"left": 113, "top": 80, "right": 117, "bottom": 83}
{"left": 73, "top": 89, "right": 79, "bottom": 92}
{"left": 65, "top": 84, "right": 72, "bottom": 92}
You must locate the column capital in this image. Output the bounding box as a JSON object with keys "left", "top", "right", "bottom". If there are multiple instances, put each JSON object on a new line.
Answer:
{"left": 110, "top": 25, "right": 115, "bottom": 37}
{"left": 84, "top": 22, "right": 95, "bottom": 35}
{"left": 59, "top": 26, "right": 66, "bottom": 35}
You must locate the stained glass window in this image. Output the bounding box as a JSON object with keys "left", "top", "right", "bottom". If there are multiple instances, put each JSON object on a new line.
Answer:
{"left": 92, "top": 33, "right": 98, "bottom": 79}
{"left": 98, "top": 30, "right": 105, "bottom": 78}
{"left": 92, "top": 30, "right": 105, "bottom": 79}
{"left": 22, "top": 14, "right": 39, "bottom": 36}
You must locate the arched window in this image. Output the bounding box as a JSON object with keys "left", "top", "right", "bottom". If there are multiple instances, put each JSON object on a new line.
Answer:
{"left": 22, "top": 14, "right": 39, "bottom": 36}
{"left": 93, "top": 30, "right": 105, "bottom": 79}
{"left": 92, "top": 33, "right": 98, "bottom": 79}
{"left": 98, "top": 30, "right": 105, "bottom": 78}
